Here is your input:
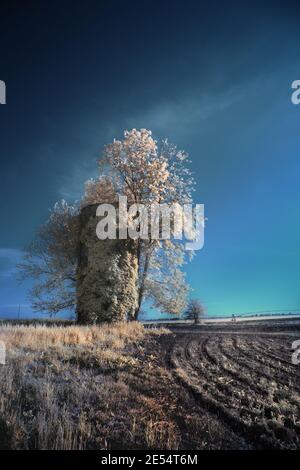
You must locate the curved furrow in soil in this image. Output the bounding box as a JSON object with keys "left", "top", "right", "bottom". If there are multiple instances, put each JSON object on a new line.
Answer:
{"left": 259, "top": 342, "right": 294, "bottom": 362}
{"left": 170, "top": 334, "right": 300, "bottom": 450}
{"left": 247, "top": 336, "right": 295, "bottom": 362}
{"left": 201, "top": 336, "right": 271, "bottom": 395}
{"left": 202, "top": 336, "right": 300, "bottom": 423}
{"left": 217, "top": 337, "right": 294, "bottom": 391}
{"left": 251, "top": 340, "right": 300, "bottom": 376}
{"left": 217, "top": 337, "right": 300, "bottom": 421}
{"left": 192, "top": 339, "right": 280, "bottom": 423}
{"left": 180, "top": 338, "right": 242, "bottom": 407}
{"left": 231, "top": 336, "right": 300, "bottom": 427}
{"left": 175, "top": 337, "right": 252, "bottom": 409}
{"left": 191, "top": 339, "right": 268, "bottom": 414}
{"left": 245, "top": 340, "right": 300, "bottom": 389}
{"left": 171, "top": 338, "right": 268, "bottom": 446}
{"left": 231, "top": 337, "right": 296, "bottom": 388}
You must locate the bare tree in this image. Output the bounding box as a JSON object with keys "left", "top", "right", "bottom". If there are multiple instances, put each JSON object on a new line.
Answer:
{"left": 18, "top": 201, "right": 79, "bottom": 315}
{"left": 183, "top": 299, "right": 205, "bottom": 324}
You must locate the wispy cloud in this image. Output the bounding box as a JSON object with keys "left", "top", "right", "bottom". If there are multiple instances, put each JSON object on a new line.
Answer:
{"left": 55, "top": 85, "right": 245, "bottom": 202}
{"left": 55, "top": 74, "right": 274, "bottom": 203}
{"left": 124, "top": 84, "right": 247, "bottom": 137}
{"left": 57, "top": 159, "right": 98, "bottom": 201}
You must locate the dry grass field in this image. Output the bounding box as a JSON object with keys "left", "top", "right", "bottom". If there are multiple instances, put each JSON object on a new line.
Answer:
{"left": 0, "top": 321, "right": 299, "bottom": 450}
{"left": 0, "top": 322, "right": 174, "bottom": 449}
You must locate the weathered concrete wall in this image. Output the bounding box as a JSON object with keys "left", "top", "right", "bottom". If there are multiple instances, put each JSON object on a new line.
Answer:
{"left": 76, "top": 204, "right": 138, "bottom": 324}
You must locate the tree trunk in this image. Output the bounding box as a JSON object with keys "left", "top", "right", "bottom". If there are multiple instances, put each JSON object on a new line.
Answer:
{"left": 76, "top": 204, "right": 139, "bottom": 324}
{"left": 134, "top": 250, "right": 151, "bottom": 320}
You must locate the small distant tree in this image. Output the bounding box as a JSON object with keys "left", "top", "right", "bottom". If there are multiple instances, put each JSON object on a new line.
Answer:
{"left": 183, "top": 299, "right": 205, "bottom": 324}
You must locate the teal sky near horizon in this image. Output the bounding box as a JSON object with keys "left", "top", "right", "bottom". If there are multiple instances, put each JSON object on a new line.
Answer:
{"left": 0, "top": 1, "right": 299, "bottom": 319}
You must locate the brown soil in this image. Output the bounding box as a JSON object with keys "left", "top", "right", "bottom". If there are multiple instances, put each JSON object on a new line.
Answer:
{"left": 164, "top": 331, "right": 300, "bottom": 449}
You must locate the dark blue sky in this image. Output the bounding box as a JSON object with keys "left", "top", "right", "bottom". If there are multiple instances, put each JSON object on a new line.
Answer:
{"left": 0, "top": 0, "right": 300, "bottom": 318}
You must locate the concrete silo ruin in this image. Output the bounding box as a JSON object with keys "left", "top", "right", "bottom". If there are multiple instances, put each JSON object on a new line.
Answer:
{"left": 76, "top": 204, "right": 139, "bottom": 323}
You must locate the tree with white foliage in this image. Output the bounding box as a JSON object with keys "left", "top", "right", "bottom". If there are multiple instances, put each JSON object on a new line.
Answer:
{"left": 19, "top": 129, "right": 197, "bottom": 321}
{"left": 98, "top": 129, "right": 196, "bottom": 318}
